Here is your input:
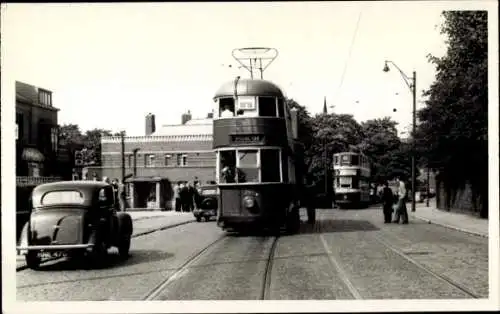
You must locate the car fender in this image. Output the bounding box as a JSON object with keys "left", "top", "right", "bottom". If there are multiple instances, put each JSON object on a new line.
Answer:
{"left": 17, "top": 222, "right": 29, "bottom": 254}
{"left": 116, "top": 212, "right": 133, "bottom": 237}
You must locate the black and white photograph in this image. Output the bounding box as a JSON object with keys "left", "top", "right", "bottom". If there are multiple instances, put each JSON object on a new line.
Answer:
{"left": 1, "top": 1, "right": 498, "bottom": 313}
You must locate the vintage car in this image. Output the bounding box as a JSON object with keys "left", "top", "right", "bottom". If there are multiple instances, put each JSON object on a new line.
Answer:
{"left": 16, "top": 181, "right": 133, "bottom": 269}
{"left": 193, "top": 185, "right": 219, "bottom": 222}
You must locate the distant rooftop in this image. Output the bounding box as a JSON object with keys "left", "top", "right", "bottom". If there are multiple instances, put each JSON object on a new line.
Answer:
{"left": 151, "top": 117, "right": 213, "bottom": 136}
{"left": 16, "top": 81, "right": 59, "bottom": 111}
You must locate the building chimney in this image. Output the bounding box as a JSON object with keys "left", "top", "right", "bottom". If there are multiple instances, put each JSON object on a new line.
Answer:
{"left": 181, "top": 110, "right": 192, "bottom": 125}
{"left": 145, "top": 113, "right": 156, "bottom": 136}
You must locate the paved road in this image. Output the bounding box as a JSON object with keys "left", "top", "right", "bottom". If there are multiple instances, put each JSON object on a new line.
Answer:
{"left": 16, "top": 207, "right": 488, "bottom": 300}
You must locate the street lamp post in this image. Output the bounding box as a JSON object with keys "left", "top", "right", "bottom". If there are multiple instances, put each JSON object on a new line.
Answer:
{"left": 383, "top": 60, "right": 417, "bottom": 213}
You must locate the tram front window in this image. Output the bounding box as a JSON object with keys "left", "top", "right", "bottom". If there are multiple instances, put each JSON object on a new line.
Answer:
{"left": 220, "top": 150, "right": 237, "bottom": 183}
{"left": 340, "top": 155, "right": 351, "bottom": 166}
{"left": 237, "top": 150, "right": 259, "bottom": 183}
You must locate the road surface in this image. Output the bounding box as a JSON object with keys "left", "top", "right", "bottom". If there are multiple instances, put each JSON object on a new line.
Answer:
{"left": 16, "top": 207, "right": 488, "bottom": 300}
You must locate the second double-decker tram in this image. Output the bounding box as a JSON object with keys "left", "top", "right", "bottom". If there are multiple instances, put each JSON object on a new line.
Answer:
{"left": 212, "top": 77, "right": 307, "bottom": 234}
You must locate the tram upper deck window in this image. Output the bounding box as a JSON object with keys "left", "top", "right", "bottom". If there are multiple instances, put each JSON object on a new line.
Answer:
{"left": 340, "top": 155, "right": 351, "bottom": 166}
{"left": 237, "top": 149, "right": 259, "bottom": 183}
{"left": 235, "top": 96, "right": 257, "bottom": 117}
{"left": 351, "top": 155, "right": 359, "bottom": 166}
{"left": 219, "top": 98, "right": 235, "bottom": 118}
{"left": 334, "top": 155, "right": 339, "bottom": 165}
{"left": 261, "top": 149, "right": 281, "bottom": 183}
{"left": 258, "top": 97, "right": 277, "bottom": 117}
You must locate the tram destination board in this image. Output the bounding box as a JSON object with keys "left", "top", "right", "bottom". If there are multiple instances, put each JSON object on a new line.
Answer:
{"left": 230, "top": 134, "right": 264, "bottom": 145}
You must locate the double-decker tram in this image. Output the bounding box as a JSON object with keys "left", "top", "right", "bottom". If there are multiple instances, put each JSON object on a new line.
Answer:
{"left": 212, "top": 51, "right": 308, "bottom": 234}
{"left": 333, "top": 152, "right": 371, "bottom": 208}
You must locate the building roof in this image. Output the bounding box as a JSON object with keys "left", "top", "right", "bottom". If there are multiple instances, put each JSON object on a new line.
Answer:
{"left": 214, "top": 78, "right": 284, "bottom": 99}
{"left": 150, "top": 118, "right": 213, "bottom": 136}
{"left": 16, "top": 81, "right": 59, "bottom": 111}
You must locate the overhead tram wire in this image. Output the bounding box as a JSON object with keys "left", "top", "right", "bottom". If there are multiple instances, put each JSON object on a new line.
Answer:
{"left": 333, "top": 11, "right": 363, "bottom": 105}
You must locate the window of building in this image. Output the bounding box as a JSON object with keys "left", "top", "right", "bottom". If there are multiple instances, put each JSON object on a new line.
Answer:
{"left": 145, "top": 154, "right": 155, "bottom": 167}
{"left": 127, "top": 154, "right": 133, "bottom": 168}
{"left": 176, "top": 153, "right": 187, "bottom": 166}
{"left": 51, "top": 127, "right": 58, "bottom": 151}
{"left": 261, "top": 149, "right": 281, "bottom": 182}
{"left": 258, "top": 97, "right": 277, "bottom": 117}
{"left": 164, "top": 154, "right": 172, "bottom": 166}
{"left": 38, "top": 90, "right": 52, "bottom": 106}
{"left": 16, "top": 113, "right": 24, "bottom": 141}
{"left": 219, "top": 98, "right": 235, "bottom": 118}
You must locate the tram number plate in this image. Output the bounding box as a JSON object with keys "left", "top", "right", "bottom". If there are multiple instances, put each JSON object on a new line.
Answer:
{"left": 231, "top": 135, "right": 263, "bottom": 144}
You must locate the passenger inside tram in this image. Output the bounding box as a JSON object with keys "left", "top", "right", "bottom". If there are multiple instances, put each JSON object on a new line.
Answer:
{"left": 220, "top": 151, "right": 237, "bottom": 183}
{"left": 219, "top": 98, "right": 235, "bottom": 118}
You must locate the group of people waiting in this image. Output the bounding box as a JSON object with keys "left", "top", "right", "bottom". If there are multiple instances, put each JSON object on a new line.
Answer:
{"left": 173, "top": 181, "right": 202, "bottom": 212}
{"left": 379, "top": 176, "right": 409, "bottom": 224}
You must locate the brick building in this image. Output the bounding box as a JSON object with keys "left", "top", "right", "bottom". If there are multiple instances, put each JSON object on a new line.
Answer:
{"left": 92, "top": 111, "right": 216, "bottom": 185}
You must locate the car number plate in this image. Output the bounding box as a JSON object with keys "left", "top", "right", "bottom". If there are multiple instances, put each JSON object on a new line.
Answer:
{"left": 37, "top": 251, "right": 65, "bottom": 259}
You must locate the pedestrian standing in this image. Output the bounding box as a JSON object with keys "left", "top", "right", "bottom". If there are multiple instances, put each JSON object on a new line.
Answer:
{"left": 381, "top": 181, "right": 394, "bottom": 223}
{"left": 187, "top": 182, "right": 195, "bottom": 211}
{"left": 174, "top": 182, "right": 181, "bottom": 212}
{"left": 392, "top": 176, "right": 409, "bottom": 224}
{"left": 179, "top": 182, "right": 189, "bottom": 212}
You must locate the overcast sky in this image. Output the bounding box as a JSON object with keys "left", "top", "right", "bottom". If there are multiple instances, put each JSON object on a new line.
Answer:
{"left": 1, "top": 1, "right": 495, "bottom": 136}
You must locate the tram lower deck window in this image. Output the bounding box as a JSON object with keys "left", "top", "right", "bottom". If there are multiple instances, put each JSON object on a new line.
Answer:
{"left": 237, "top": 150, "right": 259, "bottom": 183}
{"left": 261, "top": 149, "right": 280, "bottom": 182}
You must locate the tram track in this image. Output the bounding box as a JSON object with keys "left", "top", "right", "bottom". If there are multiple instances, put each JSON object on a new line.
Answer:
{"left": 142, "top": 234, "right": 227, "bottom": 300}
{"left": 260, "top": 235, "right": 279, "bottom": 300}
{"left": 371, "top": 233, "right": 480, "bottom": 299}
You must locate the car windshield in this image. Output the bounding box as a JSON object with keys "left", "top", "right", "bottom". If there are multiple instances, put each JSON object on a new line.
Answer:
{"left": 40, "top": 190, "right": 84, "bottom": 206}
{"left": 201, "top": 189, "right": 217, "bottom": 195}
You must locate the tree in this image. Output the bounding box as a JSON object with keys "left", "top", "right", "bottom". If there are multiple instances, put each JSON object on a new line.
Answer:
{"left": 416, "top": 11, "right": 488, "bottom": 217}
{"left": 58, "top": 124, "right": 113, "bottom": 166}
{"left": 307, "top": 113, "right": 363, "bottom": 183}
{"left": 356, "top": 117, "right": 403, "bottom": 183}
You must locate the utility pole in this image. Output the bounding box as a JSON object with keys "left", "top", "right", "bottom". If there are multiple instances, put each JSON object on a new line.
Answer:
{"left": 426, "top": 166, "right": 430, "bottom": 207}
{"left": 120, "top": 131, "right": 125, "bottom": 183}
{"left": 411, "top": 71, "right": 417, "bottom": 212}
{"left": 133, "top": 148, "right": 140, "bottom": 177}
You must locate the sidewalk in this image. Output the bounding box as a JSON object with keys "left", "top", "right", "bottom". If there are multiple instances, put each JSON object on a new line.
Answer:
{"left": 16, "top": 211, "right": 195, "bottom": 270}
{"left": 409, "top": 199, "right": 488, "bottom": 238}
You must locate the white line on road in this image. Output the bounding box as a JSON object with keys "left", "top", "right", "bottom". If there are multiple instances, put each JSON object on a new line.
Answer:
{"left": 319, "top": 234, "right": 362, "bottom": 300}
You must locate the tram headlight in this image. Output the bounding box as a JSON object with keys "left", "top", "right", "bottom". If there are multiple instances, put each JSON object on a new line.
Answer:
{"left": 243, "top": 196, "right": 255, "bottom": 208}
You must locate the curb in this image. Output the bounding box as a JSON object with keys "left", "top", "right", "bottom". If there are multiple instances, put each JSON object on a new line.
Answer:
{"left": 16, "top": 219, "right": 195, "bottom": 271}
{"left": 410, "top": 214, "right": 488, "bottom": 238}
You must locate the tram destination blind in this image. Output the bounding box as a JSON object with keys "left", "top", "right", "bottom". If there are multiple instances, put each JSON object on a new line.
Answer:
{"left": 230, "top": 134, "right": 264, "bottom": 144}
